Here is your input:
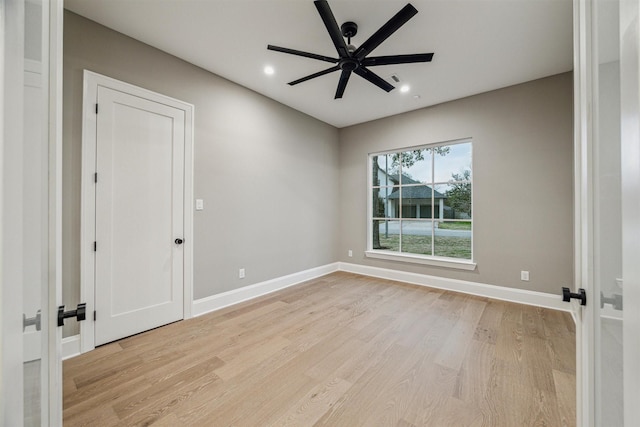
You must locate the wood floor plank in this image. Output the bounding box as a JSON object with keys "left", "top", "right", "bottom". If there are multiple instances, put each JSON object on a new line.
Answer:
{"left": 63, "top": 272, "right": 576, "bottom": 426}
{"left": 112, "top": 356, "right": 224, "bottom": 419}
{"left": 269, "top": 377, "right": 353, "bottom": 427}
{"left": 523, "top": 335, "right": 558, "bottom": 393}
{"left": 453, "top": 338, "right": 496, "bottom": 414}
{"left": 64, "top": 351, "right": 184, "bottom": 409}
{"left": 431, "top": 396, "right": 485, "bottom": 427}
{"left": 214, "top": 300, "right": 289, "bottom": 329}
{"left": 63, "top": 341, "right": 124, "bottom": 378}
{"left": 64, "top": 405, "right": 120, "bottom": 427}
{"left": 434, "top": 316, "right": 481, "bottom": 371}
{"left": 314, "top": 343, "right": 425, "bottom": 426}
{"left": 115, "top": 369, "right": 222, "bottom": 426}
{"left": 64, "top": 375, "right": 150, "bottom": 425}
{"left": 553, "top": 369, "right": 577, "bottom": 427}
{"left": 473, "top": 299, "right": 503, "bottom": 344}
{"left": 402, "top": 362, "right": 461, "bottom": 426}
{"left": 214, "top": 335, "right": 291, "bottom": 381}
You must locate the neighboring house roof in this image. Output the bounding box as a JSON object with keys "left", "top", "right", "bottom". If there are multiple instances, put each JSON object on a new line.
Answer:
{"left": 377, "top": 168, "right": 446, "bottom": 200}
{"left": 387, "top": 185, "right": 446, "bottom": 200}
{"left": 377, "top": 168, "right": 421, "bottom": 186}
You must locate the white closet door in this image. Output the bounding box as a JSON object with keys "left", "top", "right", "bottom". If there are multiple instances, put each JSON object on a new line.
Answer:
{"left": 94, "top": 85, "right": 185, "bottom": 346}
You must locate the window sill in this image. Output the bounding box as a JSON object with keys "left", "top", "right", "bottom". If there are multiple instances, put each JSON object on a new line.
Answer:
{"left": 364, "top": 250, "right": 477, "bottom": 271}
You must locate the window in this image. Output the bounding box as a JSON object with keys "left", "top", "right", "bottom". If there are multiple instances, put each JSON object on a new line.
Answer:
{"left": 368, "top": 139, "right": 474, "bottom": 268}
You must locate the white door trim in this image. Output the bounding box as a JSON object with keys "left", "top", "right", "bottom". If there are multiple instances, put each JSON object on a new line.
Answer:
{"left": 80, "top": 71, "right": 194, "bottom": 353}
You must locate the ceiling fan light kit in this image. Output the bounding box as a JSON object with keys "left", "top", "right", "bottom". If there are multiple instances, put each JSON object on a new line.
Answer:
{"left": 267, "top": 0, "right": 434, "bottom": 99}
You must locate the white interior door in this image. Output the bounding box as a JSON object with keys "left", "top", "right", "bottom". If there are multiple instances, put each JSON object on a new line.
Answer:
{"left": 94, "top": 84, "right": 185, "bottom": 346}
{"left": 576, "top": 0, "right": 640, "bottom": 424}
{"left": 619, "top": 0, "right": 640, "bottom": 423}
{"left": 2, "top": 0, "right": 63, "bottom": 425}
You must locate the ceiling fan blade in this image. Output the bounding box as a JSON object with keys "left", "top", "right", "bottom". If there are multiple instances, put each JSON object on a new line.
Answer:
{"left": 362, "top": 53, "right": 434, "bottom": 66}
{"left": 314, "top": 0, "right": 349, "bottom": 58}
{"left": 354, "top": 67, "right": 395, "bottom": 92}
{"left": 354, "top": 3, "right": 418, "bottom": 60}
{"left": 288, "top": 65, "right": 340, "bottom": 86}
{"left": 335, "top": 69, "right": 352, "bottom": 99}
{"left": 267, "top": 45, "right": 338, "bottom": 63}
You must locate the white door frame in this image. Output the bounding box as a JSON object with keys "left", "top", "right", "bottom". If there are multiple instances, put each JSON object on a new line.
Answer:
{"left": 79, "top": 71, "right": 194, "bottom": 353}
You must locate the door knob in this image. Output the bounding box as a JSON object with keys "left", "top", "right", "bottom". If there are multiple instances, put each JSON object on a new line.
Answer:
{"left": 23, "top": 310, "right": 42, "bottom": 332}
{"left": 175, "top": 238, "right": 184, "bottom": 244}
{"left": 57, "top": 303, "right": 87, "bottom": 327}
{"left": 562, "top": 287, "right": 587, "bottom": 306}
{"left": 600, "top": 291, "right": 623, "bottom": 310}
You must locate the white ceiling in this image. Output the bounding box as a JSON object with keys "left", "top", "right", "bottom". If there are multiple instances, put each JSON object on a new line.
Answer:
{"left": 64, "top": 0, "right": 574, "bottom": 128}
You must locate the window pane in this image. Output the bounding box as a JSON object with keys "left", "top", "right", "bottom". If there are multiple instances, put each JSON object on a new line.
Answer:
{"left": 433, "top": 142, "right": 472, "bottom": 183}
{"left": 373, "top": 220, "right": 400, "bottom": 252}
{"left": 400, "top": 148, "right": 432, "bottom": 184}
{"left": 372, "top": 154, "right": 397, "bottom": 186}
{"left": 434, "top": 221, "right": 472, "bottom": 259}
{"left": 372, "top": 187, "right": 398, "bottom": 218}
{"left": 435, "top": 183, "right": 472, "bottom": 220}
{"left": 400, "top": 186, "right": 433, "bottom": 219}
{"left": 370, "top": 140, "right": 472, "bottom": 261}
{"left": 401, "top": 221, "right": 433, "bottom": 255}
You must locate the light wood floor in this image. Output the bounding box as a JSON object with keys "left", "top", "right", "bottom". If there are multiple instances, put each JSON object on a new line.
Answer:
{"left": 63, "top": 272, "right": 576, "bottom": 426}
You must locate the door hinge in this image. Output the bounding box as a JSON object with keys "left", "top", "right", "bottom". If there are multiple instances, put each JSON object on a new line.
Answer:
{"left": 93, "top": 241, "right": 97, "bottom": 252}
{"left": 94, "top": 172, "right": 98, "bottom": 183}
{"left": 93, "top": 311, "right": 96, "bottom": 321}
{"left": 95, "top": 103, "right": 99, "bottom": 114}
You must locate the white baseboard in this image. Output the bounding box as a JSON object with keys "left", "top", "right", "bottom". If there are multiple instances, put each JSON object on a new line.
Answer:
{"left": 62, "top": 335, "right": 81, "bottom": 360}
{"left": 192, "top": 262, "right": 340, "bottom": 317}
{"left": 338, "top": 262, "right": 570, "bottom": 312}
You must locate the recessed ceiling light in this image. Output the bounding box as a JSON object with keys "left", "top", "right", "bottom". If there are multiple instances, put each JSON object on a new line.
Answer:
{"left": 264, "top": 66, "right": 275, "bottom": 76}
{"left": 400, "top": 85, "right": 410, "bottom": 93}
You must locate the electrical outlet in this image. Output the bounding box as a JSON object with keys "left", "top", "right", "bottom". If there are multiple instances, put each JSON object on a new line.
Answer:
{"left": 239, "top": 268, "right": 245, "bottom": 279}
{"left": 521, "top": 271, "right": 530, "bottom": 281}
{"left": 348, "top": 249, "right": 353, "bottom": 257}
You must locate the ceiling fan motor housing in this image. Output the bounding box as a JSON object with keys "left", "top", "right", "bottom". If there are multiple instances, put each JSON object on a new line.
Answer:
{"left": 341, "top": 21, "right": 358, "bottom": 38}
{"left": 339, "top": 58, "right": 359, "bottom": 71}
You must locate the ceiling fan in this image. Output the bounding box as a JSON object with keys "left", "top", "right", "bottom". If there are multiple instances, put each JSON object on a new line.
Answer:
{"left": 267, "top": 0, "right": 434, "bottom": 99}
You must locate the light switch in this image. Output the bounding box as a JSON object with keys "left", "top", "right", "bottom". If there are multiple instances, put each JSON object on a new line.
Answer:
{"left": 195, "top": 199, "right": 204, "bottom": 211}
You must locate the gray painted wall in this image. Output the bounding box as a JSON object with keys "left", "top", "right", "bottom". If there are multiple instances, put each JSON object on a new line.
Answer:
{"left": 338, "top": 73, "right": 574, "bottom": 295}
{"left": 63, "top": 12, "right": 340, "bottom": 335}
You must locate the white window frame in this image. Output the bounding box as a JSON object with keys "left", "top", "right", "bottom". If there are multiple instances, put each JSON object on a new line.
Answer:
{"left": 365, "top": 138, "right": 477, "bottom": 271}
